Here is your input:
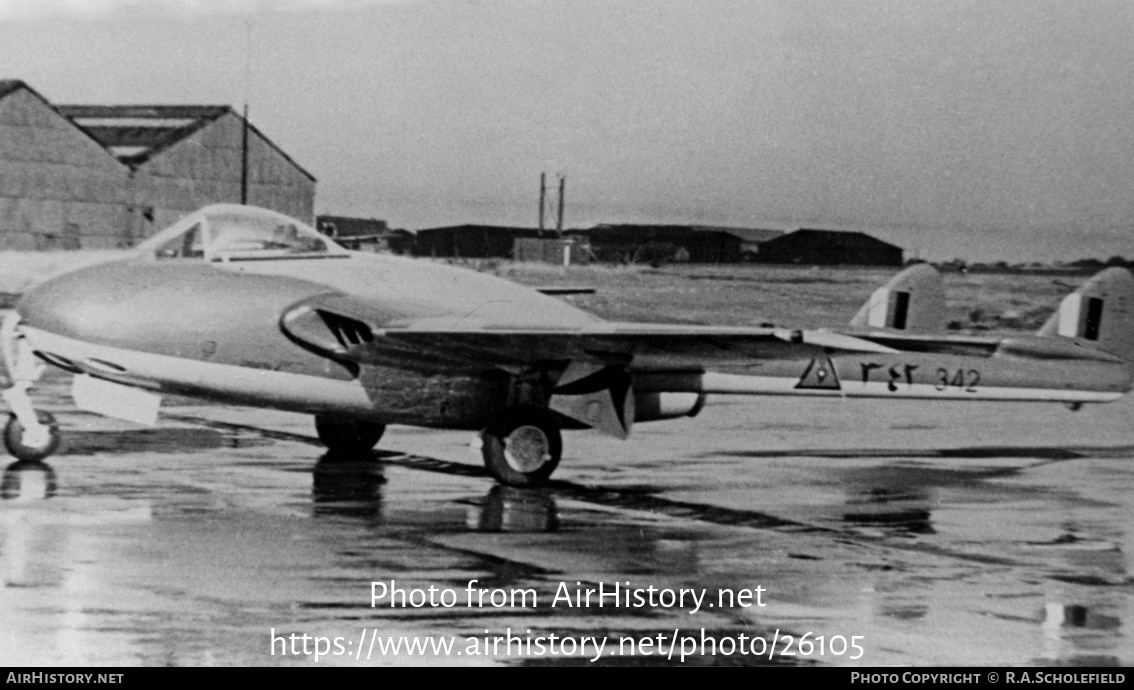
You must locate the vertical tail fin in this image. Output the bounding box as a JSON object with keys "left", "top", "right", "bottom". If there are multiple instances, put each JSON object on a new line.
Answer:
{"left": 1038, "top": 267, "right": 1134, "bottom": 362}
{"left": 850, "top": 263, "right": 946, "bottom": 332}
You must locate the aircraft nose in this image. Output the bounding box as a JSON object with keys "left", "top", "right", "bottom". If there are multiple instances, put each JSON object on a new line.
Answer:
{"left": 16, "top": 261, "right": 140, "bottom": 345}
{"left": 15, "top": 258, "right": 339, "bottom": 360}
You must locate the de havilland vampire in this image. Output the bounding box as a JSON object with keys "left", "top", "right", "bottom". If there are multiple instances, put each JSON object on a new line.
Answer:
{"left": 1, "top": 205, "right": 1132, "bottom": 486}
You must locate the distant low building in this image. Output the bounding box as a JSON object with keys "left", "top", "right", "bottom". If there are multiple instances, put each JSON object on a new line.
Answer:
{"left": 317, "top": 214, "right": 389, "bottom": 251}
{"left": 719, "top": 227, "right": 785, "bottom": 261}
{"left": 755, "top": 229, "right": 903, "bottom": 266}
{"left": 387, "top": 229, "right": 415, "bottom": 255}
{"left": 414, "top": 224, "right": 550, "bottom": 258}
{"left": 513, "top": 236, "right": 592, "bottom": 265}
{"left": 587, "top": 224, "right": 781, "bottom": 263}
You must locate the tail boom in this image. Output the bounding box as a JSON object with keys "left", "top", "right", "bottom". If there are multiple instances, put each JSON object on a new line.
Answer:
{"left": 635, "top": 346, "right": 1130, "bottom": 404}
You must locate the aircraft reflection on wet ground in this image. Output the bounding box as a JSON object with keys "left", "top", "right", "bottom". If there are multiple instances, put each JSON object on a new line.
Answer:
{"left": 0, "top": 391, "right": 1131, "bottom": 665}
{"left": 309, "top": 454, "right": 559, "bottom": 532}
{"left": 1, "top": 459, "right": 56, "bottom": 501}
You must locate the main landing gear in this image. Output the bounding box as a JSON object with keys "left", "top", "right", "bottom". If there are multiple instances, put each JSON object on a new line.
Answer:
{"left": 480, "top": 405, "right": 562, "bottom": 487}
{"left": 314, "top": 406, "right": 562, "bottom": 487}
{"left": 314, "top": 414, "right": 386, "bottom": 455}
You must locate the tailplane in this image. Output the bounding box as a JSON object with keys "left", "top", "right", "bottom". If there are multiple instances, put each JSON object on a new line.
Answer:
{"left": 850, "top": 263, "right": 946, "bottom": 332}
{"left": 1038, "top": 267, "right": 1134, "bottom": 362}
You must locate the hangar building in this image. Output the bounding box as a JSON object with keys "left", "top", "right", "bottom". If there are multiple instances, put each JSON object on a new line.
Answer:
{"left": 413, "top": 222, "right": 788, "bottom": 264}
{"left": 0, "top": 79, "right": 315, "bottom": 250}
{"left": 587, "top": 224, "right": 784, "bottom": 264}
{"left": 414, "top": 224, "right": 549, "bottom": 259}
{"left": 755, "top": 229, "right": 903, "bottom": 266}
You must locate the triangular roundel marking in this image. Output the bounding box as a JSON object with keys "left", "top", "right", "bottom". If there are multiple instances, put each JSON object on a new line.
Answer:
{"left": 795, "top": 357, "right": 841, "bottom": 390}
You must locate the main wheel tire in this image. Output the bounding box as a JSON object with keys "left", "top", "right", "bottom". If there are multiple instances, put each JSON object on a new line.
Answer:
{"left": 4, "top": 411, "right": 61, "bottom": 462}
{"left": 314, "top": 415, "right": 385, "bottom": 455}
{"left": 481, "top": 406, "right": 562, "bottom": 487}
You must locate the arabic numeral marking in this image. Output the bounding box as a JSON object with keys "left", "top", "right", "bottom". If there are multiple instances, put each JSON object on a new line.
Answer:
{"left": 888, "top": 365, "right": 914, "bottom": 391}
{"left": 966, "top": 369, "right": 980, "bottom": 392}
{"left": 778, "top": 634, "right": 796, "bottom": 655}
{"left": 860, "top": 362, "right": 882, "bottom": 383}
{"left": 862, "top": 362, "right": 918, "bottom": 392}
{"left": 887, "top": 366, "right": 901, "bottom": 391}
{"left": 829, "top": 635, "right": 846, "bottom": 655}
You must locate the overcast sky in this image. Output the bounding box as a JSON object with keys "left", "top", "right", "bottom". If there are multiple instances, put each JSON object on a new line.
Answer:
{"left": 1, "top": 0, "right": 1132, "bottom": 262}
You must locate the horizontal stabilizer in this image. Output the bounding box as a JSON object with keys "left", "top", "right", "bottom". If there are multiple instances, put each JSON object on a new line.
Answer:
{"left": 535, "top": 286, "right": 596, "bottom": 296}
{"left": 850, "top": 263, "right": 945, "bottom": 332}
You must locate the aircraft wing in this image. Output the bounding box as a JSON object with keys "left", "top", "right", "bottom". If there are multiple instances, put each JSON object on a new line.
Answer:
{"left": 279, "top": 294, "right": 901, "bottom": 371}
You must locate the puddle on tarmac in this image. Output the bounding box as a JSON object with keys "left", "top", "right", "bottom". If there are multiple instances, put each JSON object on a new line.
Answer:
{"left": 62, "top": 428, "right": 272, "bottom": 455}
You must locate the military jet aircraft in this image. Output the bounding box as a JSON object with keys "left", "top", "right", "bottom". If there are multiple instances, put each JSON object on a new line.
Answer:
{"left": 2, "top": 204, "right": 1132, "bottom": 486}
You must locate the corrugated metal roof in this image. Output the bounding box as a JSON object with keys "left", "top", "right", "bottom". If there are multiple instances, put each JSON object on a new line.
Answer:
{"left": 772, "top": 229, "right": 903, "bottom": 251}
{"left": 0, "top": 79, "right": 27, "bottom": 100}
{"left": 0, "top": 80, "right": 125, "bottom": 162}
{"left": 58, "top": 105, "right": 230, "bottom": 120}
{"left": 3, "top": 82, "right": 315, "bottom": 181}
{"left": 697, "top": 226, "right": 784, "bottom": 243}
{"left": 55, "top": 104, "right": 315, "bottom": 181}
{"left": 418, "top": 224, "right": 545, "bottom": 236}
{"left": 57, "top": 104, "right": 229, "bottom": 167}
{"left": 0, "top": 79, "right": 62, "bottom": 109}
{"left": 589, "top": 224, "right": 784, "bottom": 243}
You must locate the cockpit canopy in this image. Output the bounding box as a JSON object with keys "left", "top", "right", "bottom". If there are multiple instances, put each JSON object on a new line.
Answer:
{"left": 137, "top": 205, "right": 349, "bottom": 262}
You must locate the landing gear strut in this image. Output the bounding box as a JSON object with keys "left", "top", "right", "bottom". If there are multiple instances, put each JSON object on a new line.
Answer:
{"left": 481, "top": 405, "right": 562, "bottom": 487}
{"left": 314, "top": 415, "right": 386, "bottom": 455}
{"left": 1, "top": 314, "right": 58, "bottom": 461}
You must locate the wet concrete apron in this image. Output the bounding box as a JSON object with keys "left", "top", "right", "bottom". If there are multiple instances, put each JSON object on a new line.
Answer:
{"left": 1, "top": 368, "right": 1131, "bottom": 666}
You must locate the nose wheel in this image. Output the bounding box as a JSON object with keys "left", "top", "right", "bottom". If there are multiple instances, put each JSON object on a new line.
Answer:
{"left": 4, "top": 410, "right": 60, "bottom": 462}
{"left": 481, "top": 406, "right": 562, "bottom": 487}
{"left": 1, "top": 314, "right": 57, "bottom": 461}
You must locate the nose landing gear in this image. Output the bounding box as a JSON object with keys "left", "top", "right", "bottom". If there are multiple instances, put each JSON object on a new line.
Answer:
{"left": 3, "top": 408, "right": 60, "bottom": 462}
{"left": 0, "top": 314, "right": 60, "bottom": 462}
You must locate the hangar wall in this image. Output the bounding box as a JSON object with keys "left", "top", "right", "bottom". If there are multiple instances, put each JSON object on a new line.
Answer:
{"left": 0, "top": 86, "right": 130, "bottom": 250}
{"left": 128, "top": 111, "right": 316, "bottom": 239}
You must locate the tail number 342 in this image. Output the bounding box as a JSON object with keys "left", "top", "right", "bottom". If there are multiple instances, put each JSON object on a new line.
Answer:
{"left": 860, "top": 363, "right": 980, "bottom": 393}
{"left": 936, "top": 367, "right": 980, "bottom": 393}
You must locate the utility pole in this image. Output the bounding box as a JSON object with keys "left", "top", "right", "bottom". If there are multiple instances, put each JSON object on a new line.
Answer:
{"left": 556, "top": 175, "right": 565, "bottom": 237}
{"left": 538, "top": 172, "right": 546, "bottom": 236}
{"left": 240, "top": 104, "right": 250, "bottom": 205}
